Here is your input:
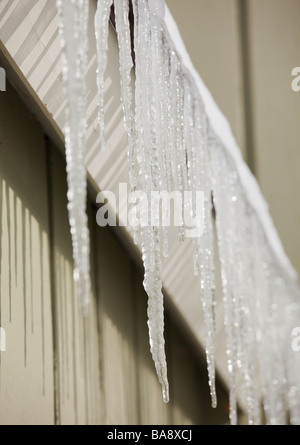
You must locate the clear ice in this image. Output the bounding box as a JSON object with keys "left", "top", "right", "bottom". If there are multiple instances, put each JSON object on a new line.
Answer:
{"left": 95, "top": 0, "right": 114, "bottom": 151}
{"left": 57, "top": 0, "right": 300, "bottom": 424}
{"left": 56, "top": 0, "right": 91, "bottom": 315}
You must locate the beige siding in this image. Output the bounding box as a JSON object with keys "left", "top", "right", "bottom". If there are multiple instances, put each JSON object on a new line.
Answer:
{"left": 96, "top": 226, "right": 138, "bottom": 425}
{"left": 0, "top": 83, "right": 54, "bottom": 424}
{"left": 166, "top": 0, "right": 300, "bottom": 279}
{"left": 245, "top": 0, "right": 300, "bottom": 275}
{"left": 1, "top": 0, "right": 298, "bottom": 426}
{"left": 49, "top": 144, "right": 102, "bottom": 425}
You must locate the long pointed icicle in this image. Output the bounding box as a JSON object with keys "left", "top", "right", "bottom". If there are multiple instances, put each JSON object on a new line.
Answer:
{"left": 148, "top": 0, "right": 170, "bottom": 402}
{"left": 94, "top": 0, "right": 113, "bottom": 151}
{"left": 56, "top": 0, "right": 91, "bottom": 314}
{"left": 210, "top": 143, "right": 238, "bottom": 424}
{"left": 200, "top": 126, "right": 217, "bottom": 409}
{"left": 132, "top": 0, "right": 169, "bottom": 403}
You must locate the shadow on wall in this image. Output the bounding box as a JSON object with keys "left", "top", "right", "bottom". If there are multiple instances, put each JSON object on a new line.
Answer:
{"left": 0, "top": 81, "right": 54, "bottom": 424}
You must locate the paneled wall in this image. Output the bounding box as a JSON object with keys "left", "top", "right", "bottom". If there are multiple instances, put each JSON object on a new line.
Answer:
{"left": 166, "top": 0, "right": 300, "bottom": 277}
{"left": 0, "top": 80, "right": 54, "bottom": 424}
{"left": 245, "top": 0, "right": 300, "bottom": 277}
{"left": 2, "top": 0, "right": 297, "bottom": 426}
{"left": 0, "top": 80, "right": 229, "bottom": 425}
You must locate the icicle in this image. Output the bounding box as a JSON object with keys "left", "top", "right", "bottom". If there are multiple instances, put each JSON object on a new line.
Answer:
{"left": 94, "top": 0, "right": 113, "bottom": 151}
{"left": 231, "top": 195, "right": 260, "bottom": 424}
{"left": 183, "top": 83, "right": 199, "bottom": 277}
{"left": 191, "top": 102, "right": 217, "bottom": 409}
{"left": 114, "top": 0, "right": 136, "bottom": 192}
{"left": 210, "top": 143, "right": 264, "bottom": 423}
{"left": 210, "top": 143, "right": 238, "bottom": 424}
{"left": 149, "top": 1, "right": 170, "bottom": 259}
{"left": 114, "top": 0, "right": 139, "bottom": 244}
{"left": 168, "top": 52, "right": 185, "bottom": 242}
{"left": 203, "top": 192, "right": 217, "bottom": 408}
{"left": 133, "top": 0, "right": 169, "bottom": 403}
{"left": 56, "top": 0, "right": 91, "bottom": 314}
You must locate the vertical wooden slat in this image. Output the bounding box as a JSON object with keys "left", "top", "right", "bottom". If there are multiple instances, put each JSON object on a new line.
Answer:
{"left": 85, "top": 202, "right": 103, "bottom": 424}
{"left": 96, "top": 225, "right": 138, "bottom": 424}
{"left": 237, "top": 0, "right": 256, "bottom": 173}
{"left": 0, "top": 82, "right": 54, "bottom": 424}
{"left": 166, "top": 322, "right": 204, "bottom": 425}
{"left": 167, "top": 320, "right": 230, "bottom": 425}
{"left": 246, "top": 0, "right": 300, "bottom": 275}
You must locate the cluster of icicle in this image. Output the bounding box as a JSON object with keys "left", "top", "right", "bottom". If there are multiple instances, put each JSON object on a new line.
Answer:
{"left": 56, "top": 0, "right": 300, "bottom": 424}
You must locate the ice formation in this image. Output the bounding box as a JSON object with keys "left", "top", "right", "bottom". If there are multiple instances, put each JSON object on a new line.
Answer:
{"left": 56, "top": 0, "right": 91, "bottom": 314}
{"left": 56, "top": 0, "right": 300, "bottom": 424}
{"left": 95, "top": 0, "right": 114, "bottom": 152}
